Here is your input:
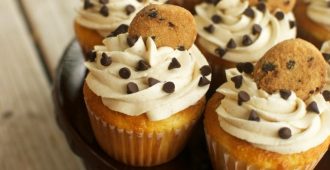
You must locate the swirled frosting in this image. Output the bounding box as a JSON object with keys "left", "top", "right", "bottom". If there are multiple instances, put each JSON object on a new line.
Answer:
{"left": 85, "top": 33, "right": 211, "bottom": 121}
{"left": 215, "top": 68, "right": 330, "bottom": 154}
{"left": 75, "top": 0, "right": 166, "bottom": 37}
{"left": 195, "top": 0, "right": 297, "bottom": 63}
{"left": 305, "top": 0, "right": 330, "bottom": 26}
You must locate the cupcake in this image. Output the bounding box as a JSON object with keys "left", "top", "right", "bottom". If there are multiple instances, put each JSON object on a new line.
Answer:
{"left": 74, "top": 0, "right": 166, "bottom": 55}
{"left": 294, "top": 0, "right": 330, "bottom": 48}
{"left": 194, "top": 0, "right": 297, "bottom": 92}
{"left": 83, "top": 4, "right": 211, "bottom": 167}
{"left": 204, "top": 39, "right": 330, "bottom": 169}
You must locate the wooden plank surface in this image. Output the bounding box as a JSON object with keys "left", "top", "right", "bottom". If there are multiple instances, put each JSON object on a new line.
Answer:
{"left": 20, "top": 0, "right": 80, "bottom": 78}
{"left": 0, "top": 0, "right": 84, "bottom": 169}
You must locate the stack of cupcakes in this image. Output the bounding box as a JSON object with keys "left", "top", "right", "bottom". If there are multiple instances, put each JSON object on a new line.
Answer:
{"left": 83, "top": 4, "right": 211, "bottom": 167}
{"left": 204, "top": 39, "right": 330, "bottom": 169}
{"left": 194, "top": 0, "right": 297, "bottom": 92}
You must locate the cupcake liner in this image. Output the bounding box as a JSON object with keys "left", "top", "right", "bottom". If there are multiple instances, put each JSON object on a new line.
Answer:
{"left": 87, "top": 106, "right": 197, "bottom": 167}
{"left": 205, "top": 130, "right": 326, "bottom": 170}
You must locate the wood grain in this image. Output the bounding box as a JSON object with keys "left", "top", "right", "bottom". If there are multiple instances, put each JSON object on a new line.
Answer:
{"left": 20, "top": 0, "right": 80, "bottom": 78}
{"left": 0, "top": 0, "right": 84, "bottom": 169}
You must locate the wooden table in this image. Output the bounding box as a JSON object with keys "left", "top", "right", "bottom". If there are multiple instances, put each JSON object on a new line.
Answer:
{"left": 0, "top": 0, "right": 84, "bottom": 169}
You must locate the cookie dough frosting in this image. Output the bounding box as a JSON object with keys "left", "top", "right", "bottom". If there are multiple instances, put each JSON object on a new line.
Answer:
{"left": 85, "top": 33, "right": 211, "bottom": 121}
{"left": 76, "top": 0, "right": 166, "bottom": 37}
{"left": 216, "top": 68, "right": 330, "bottom": 154}
{"left": 305, "top": 0, "right": 330, "bottom": 26}
{"left": 195, "top": 0, "right": 297, "bottom": 63}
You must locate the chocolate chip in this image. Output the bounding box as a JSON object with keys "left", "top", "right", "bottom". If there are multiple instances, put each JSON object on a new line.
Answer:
{"left": 215, "top": 47, "right": 226, "bottom": 58}
{"left": 286, "top": 60, "right": 295, "bottom": 70}
{"left": 200, "top": 65, "right": 212, "bottom": 76}
{"left": 275, "top": 11, "right": 285, "bottom": 20}
{"left": 136, "top": 60, "right": 150, "bottom": 71}
{"left": 236, "top": 62, "right": 254, "bottom": 74}
{"left": 262, "top": 63, "right": 276, "bottom": 72}
{"left": 211, "top": 14, "right": 222, "bottom": 24}
{"left": 322, "top": 90, "right": 330, "bottom": 101}
{"left": 198, "top": 76, "right": 210, "bottom": 87}
{"left": 168, "top": 58, "right": 181, "bottom": 70}
{"left": 248, "top": 110, "right": 260, "bottom": 122}
{"left": 242, "top": 35, "right": 253, "bottom": 46}
{"left": 238, "top": 91, "right": 250, "bottom": 105}
{"left": 227, "top": 39, "right": 237, "bottom": 49}
{"left": 289, "top": 20, "right": 296, "bottom": 29}
{"left": 125, "top": 5, "right": 135, "bottom": 15}
{"left": 243, "top": 7, "right": 255, "bottom": 18}
{"left": 256, "top": 2, "right": 266, "bottom": 13}
{"left": 99, "top": 0, "right": 109, "bottom": 4}
{"left": 231, "top": 75, "right": 243, "bottom": 89}
{"left": 86, "top": 51, "right": 97, "bottom": 62}
{"left": 84, "top": 0, "right": 94, "bottom": 10}
{"left": 252, "top": 24, "right": 262, "bottom": 35}
{"left": 323, "top": 53, "right": 330, "bottom": 63}
{"left": 99, "top": 5, "right": 109, "bottom": 17}
{"left": 127, "top": 82, "right": 139, "bottom": 94}
{"left": 177, "top": 46, "right": 185, "bottom": 51}
{"left": 307, "top": 101, "right": 320, "bottom": 114}
{"left": 278, "top": 127, "right": 291, "bottom": 139}
{"left": 280, "top": 89, "right": 291, "bottom": 100}
{"left": 204, "top": 24, "right": 215, "bottom": 34}
{"left": 327, "top": 1, "right": 330, "bottom": 8}
{"left": 119, "top": 67, "right": 131, "bottom": 79}
{"left": 127, "top": 36, "right": 139, "bottom": 47}
{"left": 148, "top": 9, "right": 158, "bottom": 18}
{"left": 151, "top": 36, "right": 156, "bottom": 40}
{"left": 168, "top": 22, "right": 175, "bottom": 28}
{"left": 100, "top": 53, "right": 112, "bottom": 66}
{"left": 205, "top": 0, "right": 220, "bottom": 5}
{"left": 107, "top": 24, "right": 129, "bottom": 37}
{"left": 148, "top": 77, "right": 160, "bottom": 87}
{"left": 163, "top": 82, "right": 175, "bottom": 93}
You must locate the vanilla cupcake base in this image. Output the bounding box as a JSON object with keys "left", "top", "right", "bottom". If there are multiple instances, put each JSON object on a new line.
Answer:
{"left": 83, "top": 83, "right": 205, "bottom": 167}
{"left": 87, "top": 108, "right": 196, "bottom": 166}
{"left": 204, "top": 93, "right": 330, "bottom": 170}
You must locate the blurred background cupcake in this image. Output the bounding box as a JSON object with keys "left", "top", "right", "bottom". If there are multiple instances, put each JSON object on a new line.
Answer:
{"left": 194, "top": 0, "right": 297, "bottom": 93}
{"left": 294, "top": 0, "right": 330, "bottom": 48}
{"left": 74, "top": 0, "right": 166, "bottom": 55}
{"left": 83, "top": 4, "right": 211, "bottom": 167}
{"left": 204, "top": 39, "right": 330, "bottom": 169}
{"left": 167, "top": 0, "right": 203, "bottom": 13}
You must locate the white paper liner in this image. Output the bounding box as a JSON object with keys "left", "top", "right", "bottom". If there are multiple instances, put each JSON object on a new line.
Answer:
{"left": 86, "top": 106, "right": 198, "bottom": 167}
{"left": 205, "top": 130, "right": 327, "bottom": 170}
